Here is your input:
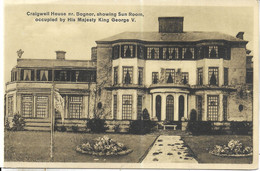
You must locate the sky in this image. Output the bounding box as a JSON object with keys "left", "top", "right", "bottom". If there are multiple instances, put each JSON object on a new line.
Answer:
{"left": 4, "top": 3, "right": 255, "bottom": 83}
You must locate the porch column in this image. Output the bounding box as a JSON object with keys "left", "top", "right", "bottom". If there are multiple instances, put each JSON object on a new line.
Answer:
{"left": 174, "top": 93, "right": 179, "bottom": 121}
{"left": 184, "top": 94, "right": 188, "bottom": 120}
{"left": 161, "top": 94, "right": 166, "bottom": 120}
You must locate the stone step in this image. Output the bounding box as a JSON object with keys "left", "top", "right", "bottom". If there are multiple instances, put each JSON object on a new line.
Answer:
{"left": 25, "top": 122, "right": 51, "bottom": 127}
{"left": 24, "top": 118, "right": 50, "bottom": 123}
{"left": 24, "top": 126, "right": 51, "bottom": 131}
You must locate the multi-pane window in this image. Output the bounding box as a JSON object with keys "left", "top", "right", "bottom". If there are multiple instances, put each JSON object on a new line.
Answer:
{"left": 207, "top": 95, "right": 219, "bottom": 121}
{"left": 123, "top": 67, "right": 133, "bottom": 84}
{"left": 138, "top": 67, "right": 143, "bottom": 85}
{"left": 112, "top": 45, "right": 120, "bottom": 59}
{"left": 182, "top": 72, "right": 189, "bottom": 84}
{"left": 224, "top": 68, "right": 229, "bottom": 86}
{"left": 21, "top": 69, "right": 34, "bottom": 81}
{"left": 137, "top": 95, "right": 143, "bottom": 120}
{"left": 197, "top": 96, "right": 203, "bottom": 121}
{"left": 36, "top": 96, "right": 48, "bottom": 118}
{"left": 208, "top": 67, "right": 219, "bottom": 86}
{"left": 36, "top": 70, "right": 49, "bottom": 81}
{"left": 113, "top": 95, "right": 117, "bottom": 119}
{"left": 22, "top": 95, "right": 33, "bottom": 117}
{"left": 11, "top": 71, "right": 17, "bottom": 82}
{"left": 152, "top": 72, "right": 159, "bottom": 84}
{"left": 113, "top": 67, "right": 118, "bottom": 85}
{"left": 54, "top": 70, "right": 96, "bottom": 82}
{"left": 122, "top": 45, "right": 135, "bottom": 58}
{"left": 8, "top": 96, "right": 13, "bottom": 116}
{"left": 69, "top": 96, "right": 83, "bottom": 118}
{"left": 166, "top": 69, "right": 175, "bottom": 83}
{"left": 197, "top": 68, "right": 203, "bottom": 85}
{"left": 198, "top": 47, "right": 204, "bottom": 59}
{"left": 147, "top": 47, "right": 159, "bottom": 59}
{"left": 137, "top": 46, "right": 145, "bottom": 59}
{"left": 182, "top": 48, "right": 194, "bottom": 59}
{"left": 122, "top": 95, "right": 132, "bottom": 120}
{"left": 209, "top": 46, "right": 218, "bottom": 58}
{"left": 223, "top": 95, "right": 228, "bottom": 121}
{"left": 163, "top": 48, "right": 178, "bottom": 60}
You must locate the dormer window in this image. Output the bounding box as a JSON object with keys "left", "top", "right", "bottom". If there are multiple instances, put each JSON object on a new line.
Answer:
{"left": 121, "top": 45, "right": 135, "bottom": 58}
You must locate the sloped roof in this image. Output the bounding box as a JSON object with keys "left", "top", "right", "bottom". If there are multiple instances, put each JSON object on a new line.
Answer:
{"left": 96, "top": 31, "right": 247, "bottom": 43}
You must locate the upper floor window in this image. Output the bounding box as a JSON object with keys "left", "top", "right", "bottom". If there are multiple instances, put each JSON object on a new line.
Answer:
{"left": 147, "top": 47, "right": 159, "bottom": 59}
{"left": 121, "top": 45, "right": 135, "bottom": 58}
{"left": 209, "top": 46, "right": 218, "bottom": 58}
{"left": 197, "top": 68, "right": 203, "bottom": 85}
{"left": 182, "top": 72, "right": 189, "bottom": 84}
{"left": 112, "top": 45, "right": 120, "bottom": 59}
{"left": 123, "top": 67, "right": 133, "bottom": 84}
{"left": 166, "top": 69, "right": 175, "bottom": 83}
{"left": 11, "top": 71, "right": 17, "bottom": 82}
{"left": 137, "top": 46, "right": 145, "bottom": 59}
{"left": 54, "top": 70, "right": 96, "bottom": 82}
{"left": 224, "top": 68, "right": 229, "bottom": 85}
{"left": 152, "top": 72, "right": 159, "bottom": 84}
{"left": 36, "top": 70, "right": 52, "bottom": 81}
{"left": 163, "top": 48, "right": 178, "bottom": 60}
{"left": 182, "top": 48, "right": 194, "bottom": 59}
{"left": 20, "top": 69, "right": 34, "bottom": 81}
{"left": 208, "top": 67, "right": 219, "bottom": 86}
{"left": 113, "top": 67, "right": 118, "bottom": 85}
{"left": 138, "top": 67, "right": 143, "bottom": 85}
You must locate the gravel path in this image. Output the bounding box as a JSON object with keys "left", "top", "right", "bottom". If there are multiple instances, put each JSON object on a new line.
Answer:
{"left": 141, "top": 135, "right": 198, "bottom": 163}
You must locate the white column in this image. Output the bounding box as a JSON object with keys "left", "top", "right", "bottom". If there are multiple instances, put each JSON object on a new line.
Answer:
{"left": 184, "top": 94, "right": 188, "bottom": 120}
{"left": 161, "top": 94, "right": 166, "bottom": 120}
{"left": 174, "top": 94, "right": 179, "bottom": 121}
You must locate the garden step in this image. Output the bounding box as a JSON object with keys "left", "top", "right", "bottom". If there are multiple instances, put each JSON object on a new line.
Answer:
{"left": 24, "top": 118, "right": 51, "bottom": 123}
{"left": 24, "top": 126, "right": 51, "bottom": 131}
{"left": 25, "top": 122, "right": 51, "bottom": 127}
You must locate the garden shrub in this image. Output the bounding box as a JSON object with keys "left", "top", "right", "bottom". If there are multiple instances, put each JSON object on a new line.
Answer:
{"left": 113, "top": 124, "right": 120, "bottom": 133}
{"left": 187, "top": 121, "right": 212, "bottom": 135}
{"left": 230, "top": 121, "right": 252, "bottom": 135}
{"left": 87, "top": 118, "right": 107, "bottom": 133}
{"left": 11, "top": 114, "right": 25, "bottom": 131}
{"left": 60, "top": 125, "right": 67, "bottom": 132}
{"left": 129, "top": 120, "right": 156, "bottom": 134}
{"left": 72, "top": 125, "right": 79, "bottom": 132}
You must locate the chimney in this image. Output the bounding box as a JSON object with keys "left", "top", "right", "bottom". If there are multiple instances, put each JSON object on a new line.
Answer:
{"left": 56, "top": 51, "right": 66, "bottom": 60}
{"left": 91, "top": 47, "right": 97, "bottom": 61}
{"left": 158, "top": 17, "right": 184, "bottom": 33}
{"left": 236, "top": 32, "right": 244, "bottom": 40}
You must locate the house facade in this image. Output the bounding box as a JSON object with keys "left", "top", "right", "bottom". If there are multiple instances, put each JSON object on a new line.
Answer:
{"left": 5, "top": 17, "right": 253, "bottom": 130}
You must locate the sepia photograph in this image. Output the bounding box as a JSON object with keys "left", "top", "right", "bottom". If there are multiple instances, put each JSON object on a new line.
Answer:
{"left": 2, "top": 0, "right": 258, "bottom": 169}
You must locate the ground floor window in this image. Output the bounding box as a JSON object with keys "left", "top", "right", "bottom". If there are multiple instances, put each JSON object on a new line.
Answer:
{"left": 223, "top": 95, "right": 228, "bottom": 121}
{"left": 68, "top": 96, "right": 83, "bottom": 118}
{"left": 137, "top": 95, "right": 142, "bottom": 119}
{"left": 197, "top": 95, "right": 203, "bottom": 121}
{"left": 22, "top": 95, "right": 33, "bottom": 117}
{"left": 207, "top": 95, "right": 219, "bottom": 121}
{"left": 36, "top": 96, "right": 48, "bottom": 118}
{"left": 8, "top": 96, "right": 13, "bottom": 116}
{"left": 122, "top": 95, "right": 132, "bottom": 120}
{"left": 113, "top": 95, "right": 117, "bottom": 119}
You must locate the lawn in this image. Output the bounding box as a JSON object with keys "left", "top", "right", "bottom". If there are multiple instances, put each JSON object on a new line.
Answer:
{"left": 4, "top": 131, "right": 157, "bottom": 163}
{"left": 182, "top": 135, "right": 253, "bottom": 164}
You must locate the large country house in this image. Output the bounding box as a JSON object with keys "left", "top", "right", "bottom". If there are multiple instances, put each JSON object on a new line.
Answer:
{"left": 5, "top": 17, "right": 253, "bottom": 131}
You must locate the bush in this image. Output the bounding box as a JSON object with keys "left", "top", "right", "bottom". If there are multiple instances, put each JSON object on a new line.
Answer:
{"left": 4, "top": 119, "right": 11, "bottom": 131}
{"left": 11, "top": 114, "right": 25, "bottom": 131}
{"left": 230, "top": 121, "right": 252, "bottom": 135}
{"left": 72, "top": 125, "right": 79, "bottom": 132}
{"left": 129, "top": 120, "right": 156, "bottom": 134}
{"left": 87, "top": 118, "right": 107, "bottom": 133}
{"left": 187, "top": 121, "right": 212, "bottom": 135}
{"left": 113, "top": 124, "right": 120, "bottom": 133}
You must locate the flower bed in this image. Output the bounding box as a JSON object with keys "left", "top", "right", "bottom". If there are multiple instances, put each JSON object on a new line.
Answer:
{"left": 210, "top": 140, "right": 253, "bottom": 157}
{"left": 76, "top": 136, "right": 133, "bottom": 156}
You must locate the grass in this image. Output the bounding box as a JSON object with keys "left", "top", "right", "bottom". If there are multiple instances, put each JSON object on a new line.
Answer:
{"left": 182, "top": 135, "right": 253, "bottom": 164}
{"left": 4, "top": 131, "right": 157, "bottom": 163}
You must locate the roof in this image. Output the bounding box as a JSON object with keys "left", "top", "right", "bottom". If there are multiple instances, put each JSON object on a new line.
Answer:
{"left": 96, "top": 31, "right": 248, "bottom": 43}
{"left": 15, "top": 58, "right": 96, "bottom": 69}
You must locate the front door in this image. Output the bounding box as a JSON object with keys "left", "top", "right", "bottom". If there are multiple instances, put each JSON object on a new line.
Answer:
{"left": 156, "top": 95, "right": 161, "bottom": 121}
{"left": 166, "top": 95, "right": 174, "bottom": 121}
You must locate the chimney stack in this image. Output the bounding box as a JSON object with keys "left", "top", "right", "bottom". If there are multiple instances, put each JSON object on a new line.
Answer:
{"left": 56, "top": 51, "right": 66, "bottom": 60}
{"left": 236, "top": 32, "right": 244, "bottom": 40}
{"left": 158, "top": 17, "right": 184, "bottom": 33}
